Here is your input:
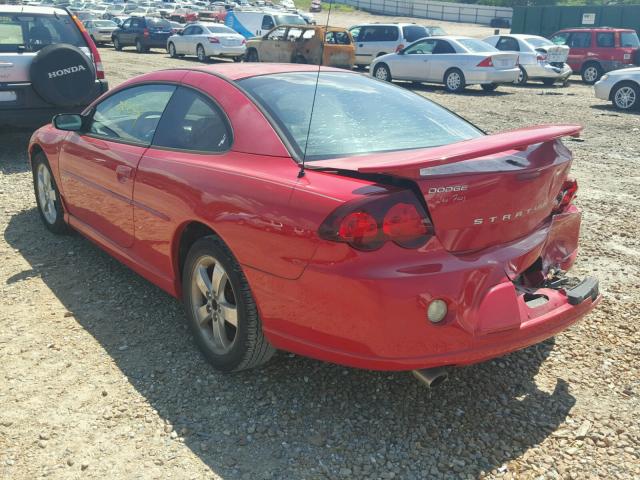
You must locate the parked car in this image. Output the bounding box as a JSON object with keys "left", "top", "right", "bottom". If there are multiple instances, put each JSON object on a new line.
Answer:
{"left": 245, "top": 25, "right": 354, "bottom": 69}
{"left": 348, "top": 23, "right": 433, "bottom": 68}
{"left": 371, "top": 36, "right": 519, "bottom": 93}
{"left": 483, "top": 34, "right": 571, "bottom": 86}
{"left": 167, "top": 22, "right": 245, "bottom": 62}
{"left": 224, "top": 9, "right": 306, "bottom": 38}
{"left": 112, "top": 16, "right": 172, "bottom": 52}
{"left": 84, "top": 19, "right": 119, "bottom": 45}
{"left": 309, "top": 0, "right": 320, "bottom": 12}
{"left": 0, "top": 4, "right": 107, "bottom": 128}
{"left": 594, "top": 67, "right": 640, "bottom": 111}
{"left": 105, "top": 3, "right": 126, "bottom": 17}
{"left": 28, "top": 64, "right": 599, "bottom": 374}
{"left": 130, "top": 6, "right": 158, "bottom": 17}
{"left": 489, "top": 17, "right": 510, "bottom": 28}
{"left": 550, "top": 27, "right": 640, "bottom": 84}
{"left": 168, "top": 20, "right": 184, "bottom": 34}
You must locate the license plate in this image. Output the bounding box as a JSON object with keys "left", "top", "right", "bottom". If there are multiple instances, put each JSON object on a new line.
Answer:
{"left": 0, "top": 91, "right": 16, "bottom": 102}
{"left": 224, "top": 39, "right": 241, "bottom": 46}
{"left": 547, "top": 54, "right": 564, "bottom": 63}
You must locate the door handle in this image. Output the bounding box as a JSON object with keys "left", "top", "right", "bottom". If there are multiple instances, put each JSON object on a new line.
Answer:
{"left": 116, "top": 165, "right": 133, "bottom": 183}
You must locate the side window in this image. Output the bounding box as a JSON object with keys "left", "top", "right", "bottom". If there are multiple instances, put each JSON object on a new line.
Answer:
{"left": 372, "top": 26, "right": 399, "bottom": 42}
{"left": 182, "top": 26, "right": 194, "bottom": 35}
{"left": 122, "top": 19, "right": 131, "bottom": 29}
{"left": 287, "top": 27, "right": 304, "bottom": 41}
{"left": 192, "top": 26, "right": 203, "bottom": 35}
{"left": 349, "top": 27, "right": 360, "bottom": 41}
{"left": 266, "top": 26, "right": 286, "bottom": 40}
{"left": 153, "top": 87, "right": 231, "bottom": 153}
{"left": 261, "top": 15, "right": 275, "bottom": 31}
{"left": 433, "top": 40, "right": 455, "bottom": 54}
{"left": 569, "top": 32, "right": 591, "bottom": 48}
{"left": 550, "top": 32, "right": 569, "bottom": 45}
{"left": 302, "top": 28, "right": 316, "bottom": 40}
{"left": 496, "top": 36, "right": 519, "bottom": 51}
{"left": 132, "top": 18, "right": 142, "bottom": 29}
{"left": 404, "top": 39, "right": 435, "bottom": 55}
{"left": 89, "top": 84, "right": 176, "bottom": 144}
{"left": 327, "top": 31, "right": 350, "bottom": 45}
{"left": 596, "top": 32, "right": 614, "bottom": 48}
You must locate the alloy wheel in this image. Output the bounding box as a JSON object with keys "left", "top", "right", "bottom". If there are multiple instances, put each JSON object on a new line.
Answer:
{"left": 583, "top": 66, "right": 598, "bottom": 83}
{"left": 197, "top": 45, "right": 206, "bottom": 62}
{"left": 374, "top": 65, "right": 388, "bottom": 81}
{"left": 614, "top": 86, "right": 636, "bottom": 110}
{"left": 447, "top": 72, "right": 461, "bottom": 90}
{"left": 189, "top": 255, "right": 238, "bottom": 355}
{"left": 36, "top": 163, "right": 57, "bottom": 225}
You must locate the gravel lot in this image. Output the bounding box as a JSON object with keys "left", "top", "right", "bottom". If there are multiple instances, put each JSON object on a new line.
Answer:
{"left": 1, "top": 12, "right": 639, "bottom": 479}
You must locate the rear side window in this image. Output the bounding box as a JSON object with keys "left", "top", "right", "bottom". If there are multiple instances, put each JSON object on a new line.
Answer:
{"left": 457, "top": 38, "right": 496, "bottom": 53}
{"left": 153, "top": 87, "right": 231, "bottom": 153}
{"left": 402, "top": 25, "right": 428, "bottom": 43}
{"left": 359, "top": 26, "right": 398, "bottom": 42}
{"left": 0, "top": 13, "right": 85, "bottom": 52}
{"left": 433, "top": 40, "right": 456, "bottom": 54}
{"left": 496, "top": 36, "right": 519, "bottom": 51}
{"left": 596, "top": 32, "right": 614, "bottom": 48}
{"left": 621, "top": 31, "right": 640, "bottom": 48}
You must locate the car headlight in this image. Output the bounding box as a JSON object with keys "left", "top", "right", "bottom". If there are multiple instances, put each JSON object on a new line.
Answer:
{"left": 600, "top": 74, "right": 609, "bottom": 82}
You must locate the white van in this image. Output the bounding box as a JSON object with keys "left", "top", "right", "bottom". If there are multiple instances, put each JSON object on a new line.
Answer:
{"left": 225, "top": 9, "right": 306, "bottom": 38}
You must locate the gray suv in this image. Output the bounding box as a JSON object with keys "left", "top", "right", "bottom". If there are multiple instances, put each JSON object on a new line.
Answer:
{"left": 0, "top": 5, "right": 108, "bottom": 129}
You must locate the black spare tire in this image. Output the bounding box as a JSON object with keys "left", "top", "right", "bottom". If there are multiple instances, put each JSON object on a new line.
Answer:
{"left": 30, "top": 43, "right": 95, "bottom": 107}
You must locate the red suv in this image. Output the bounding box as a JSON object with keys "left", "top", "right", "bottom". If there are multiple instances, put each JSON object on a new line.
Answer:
{"left": 550, "top": 27, "right": 640, "bottom": 84}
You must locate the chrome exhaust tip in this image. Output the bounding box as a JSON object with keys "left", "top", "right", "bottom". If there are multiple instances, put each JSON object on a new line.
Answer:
{"left": 412, "top": 367, "right": 448, "bottom": 388}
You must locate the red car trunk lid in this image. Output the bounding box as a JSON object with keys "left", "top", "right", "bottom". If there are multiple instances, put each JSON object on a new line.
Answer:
{"left": 312, "top": 125, "right": 582, "bottom": 253}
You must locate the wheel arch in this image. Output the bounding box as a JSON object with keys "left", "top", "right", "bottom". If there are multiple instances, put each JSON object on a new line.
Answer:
{"left": 609, "top": 79, "right": 639, "bottom": 101}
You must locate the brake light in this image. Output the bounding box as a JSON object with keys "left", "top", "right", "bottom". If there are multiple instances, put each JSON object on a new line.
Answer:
{"left": 208, "top": 36, "right": 220, "bottom": 43}
{"left": 477, "top": 57, "right": 493, "bottom": 67}
{"left": 536, "top": 53, "right": 547, "bottom": 62}
{"left": 70, "top": 13, "right": 105, "bottom": 80}
{"left": 242, "top": 38, "right": 246, "bottom": 45}
{"left": 395, "top": 44, "right": 404, "bottom": 52}
{"left": 319, "top": 189, "right": 434, "bottom": 251}
{"left": 553, "top": 179, "right": 578, "bottom": 213}
{"left": 143, "top": 28, "right": 150, "bottom": 37}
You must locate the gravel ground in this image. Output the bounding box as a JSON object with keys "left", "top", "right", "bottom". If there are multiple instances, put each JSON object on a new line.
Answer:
{"left": 1, "top": 13, "right": 640, "bottom": 479}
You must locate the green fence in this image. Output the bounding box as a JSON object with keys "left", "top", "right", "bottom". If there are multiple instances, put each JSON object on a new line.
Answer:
{"left": 511, "top": 5, "right": 640, "bottom": 38}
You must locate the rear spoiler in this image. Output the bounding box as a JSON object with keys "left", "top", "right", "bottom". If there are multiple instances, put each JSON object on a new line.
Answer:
{"left": 311, "top": 125, "right": 583, "bottom": 176}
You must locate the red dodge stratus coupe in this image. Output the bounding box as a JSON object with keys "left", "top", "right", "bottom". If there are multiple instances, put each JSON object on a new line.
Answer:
{"left": 28, "top": 64, "right": 600, "bottom": 377}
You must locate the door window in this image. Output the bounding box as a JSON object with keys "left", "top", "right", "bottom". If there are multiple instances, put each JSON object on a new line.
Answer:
{"left": 325, "top": 31, "right": 350, "bottom": 45}
{"left": 181, "top": 25, "right": 195, "bottom": 35}
{"left": 432, "top": 40, "right": 455, "bottom": 54}
{"left": 121, "top": 19, "right": 131, "bottom": 29}
{"left": 287, "top": 27, "right": 304, "bottom": 41}
{"left": 349, "top": 27, "right": 360, "bottom": 41}
{"left": 266, "top": 26, "right": 287, "bottom": 40}
{"left": 596, "top": 32, "right": 614, "bottom": 48}
{"left": 404, "top": 39, "right": 435, "bottom": 55}
{"left": 153, "top": 87, "right": 231, "bottom": 153}
{"left": 550, "top": 32, "right": 569, "bottom": 45}
{"left": 568, "top": 32, "right": 591, "bottom": 48}
{"left": 496, "top": 36, "right": 519, "bottom": 51}
{"left": 89, "top": 84, "right": 176, "bottom": 145}
{"left": 261, "top": 15, "right": 275, "bottom": 31}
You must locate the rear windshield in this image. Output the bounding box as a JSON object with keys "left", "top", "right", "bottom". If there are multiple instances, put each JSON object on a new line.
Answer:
{"left": 0, "top": 13, "right": 85, "bottom": 52}
{"left": 457, "top": 38, "right": 496, "bottom": 53}
{"left": 206, "top": 25, "right": 236, "bottom": 34}
{"left": 402, "top": 25, "right": 428, "bottom": 42}
{"left": 274, "top": 14, "right": 306, "bottom": 26}
{"left": 621, "top": 31, "right": 640, "bottom": 48}
{"left": 525, "top": 37, "right": 552, "bottom": 48}
{"left": 239, "top": 72, "right": 482, "bottom": 160}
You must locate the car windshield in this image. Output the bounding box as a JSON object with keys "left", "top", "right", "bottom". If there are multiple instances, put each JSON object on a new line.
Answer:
{"left": 457, "top": 38, "right": 496, "bottom": 53}
{"left": 525, "top": 37, "right": 552, "bottom": 48}
{"left": 274, "top": 14, "right": 305, "bottom": 26}
{"left": 239, "top": 72, "right": 482, "bottom": 160}
{"left": 621, "top": 31, "right": 640, "bottom": 48}
{"left": 0, "top": 13, "right": 85, "bottom": 52}
{"left": 93, "top": 20, "right": 116, "bottom": 27}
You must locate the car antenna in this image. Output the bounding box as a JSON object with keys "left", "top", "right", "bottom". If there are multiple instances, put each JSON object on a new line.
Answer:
{"left": 298, "top": 0, "right": 333, "bottom": 178}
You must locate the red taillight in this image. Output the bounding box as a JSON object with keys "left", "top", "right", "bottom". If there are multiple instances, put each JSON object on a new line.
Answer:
{"left": 553, "top": 179, "right": 578, "bottom": 213}
{"left": 395, "top": 44, "right": 404, "bottom": 52}
{"left": 242, "top": 38, "right": 246, "bottom": 45}
{"left": 143, "top": 28, "right": 150, "bottom": 37}
{"left": 319, "top": 189, "right": 434, "bottom": 251}
{"left": 71, "top": 14, "right": 105, "bottom": 80}
{"left": 477, "top": 57, "right": 493, "bottom": 67}
{"left": 208, "top": 36, "right": 220, "bottom": 43}
{"left": 536, "top": 53, "right": 547, "bottom": 62}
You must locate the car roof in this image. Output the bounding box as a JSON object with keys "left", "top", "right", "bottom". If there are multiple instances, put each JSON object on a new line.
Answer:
{"left": 557, "top": 27, "right": 635, "bottom": 32}
{"left": 351, "top": 23, "right": 419, "bottom": 28}
{"left": 0, "top": 5, "right": 69, "bottom": 15}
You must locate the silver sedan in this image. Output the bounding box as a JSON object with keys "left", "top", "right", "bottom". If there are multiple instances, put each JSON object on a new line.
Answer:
{"left": 370, "top": 36, "right": 519, "bottom": 93}
{"left": 167, "top": 22, "right": 246, "bottom": 62}
{"left": 594, "top": 67, "right": 640, "bottom": 111}
{"left": 83, "top": 19, "right": 119, "bottom": 46}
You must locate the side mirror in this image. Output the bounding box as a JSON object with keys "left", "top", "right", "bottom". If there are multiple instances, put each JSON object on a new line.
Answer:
{"left": 53, "top": 113, "right": 84, "bottom": 131}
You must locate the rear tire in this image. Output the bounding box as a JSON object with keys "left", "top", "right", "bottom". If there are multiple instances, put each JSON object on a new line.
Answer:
{"left": 611, "top": 81, "right": 639, "bottom": 111}
{"left": 32, "top": 153, "right": 68, "bottom": 235}
{"left": 245, "top": 49, "right": 258, "bottom": 62}
{"left": 135, "top": 39, "right": 147, "bottom": 54}
{"left": 113, "top": 36, "right": 122, "bottom": 51}
{"left": 444, "top": 68, "right": 465, "bottom": 93}
{"left": 481, "top": 83, "right": 498, "bottom": 92}
{"left": 168, "top": 42, "right": 177, "bottom": 58}
{"left": 197, "top": 44, "right": 207, "bottom": 63}
{"left": 581, "top": 62, "right": 603, "bottom": 85}
{"left": 372, "top": 63, "right": 391, "bottom": 82}
{"left": 182, "top": 236, "right": 275, "bottom": 372}
{"left": 515, "top": 66, "right": 528, "bottom": 85}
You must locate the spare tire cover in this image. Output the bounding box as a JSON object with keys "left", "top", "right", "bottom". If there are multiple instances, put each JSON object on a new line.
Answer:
{"left": 30, "top": 44, "right": 95, "bottom": 107}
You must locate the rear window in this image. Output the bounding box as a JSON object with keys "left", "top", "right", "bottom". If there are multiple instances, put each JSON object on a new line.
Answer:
{"left": 359, "top": 25, "right": 399, "bottom": 42}
{"left": 525, "top": 37, "right": 552, "bottom": 48}
{"left": 621, "top": 31, "right": 640, "bottom": 48}
{"left": 239, "top": 72, "right": 482, "bottom": 160}
{"left": 402, "top": 25, "right": 428, "bottom": 43}
{"left": 0, "top": 13, "right": 85, "bottom": 52}
{"left": 206, "top": 25, "right": 235, "bottom": 34}
{"left": 457, "top": 38, "right": 496, "bottom": 53}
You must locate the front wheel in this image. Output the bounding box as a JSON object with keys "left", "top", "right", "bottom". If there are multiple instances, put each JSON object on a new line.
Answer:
{"left": 183, "top": 236, "right": 275, "bottom": 372}
{"left": 611, "top": 82, "right": 639, "bottom": 111}
{"left": 168, "top": 42, "right": 177, "bottom": 58}
{"left": 444, "top": 68, "right": 465, "bottom": 93}
{"left": 32, "top": 153, "right": 68, "bottom": 235}
{"left": 245, "top": 49, "right": 258, "bottom": 62}
{"left": 481, "top": 83, "right": 498, "bottom": 92}
{"left": 196, "top": 44, "right": 207, "bottom": 63}
{"left": 372, "top": 63, "right": 391, "bottom": 82}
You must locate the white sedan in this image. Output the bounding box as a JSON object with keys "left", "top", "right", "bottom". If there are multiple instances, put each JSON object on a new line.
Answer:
{"left": 594, "top": 67, "right": 640, "bottom": 111}
{"left": 483, "top": 34, "right": 571, "bottom": 86}
{"left": 167, "top": 22, "right": 246, "bottom": 62}
{"left": 370, "top": 36, "right": 519, "bottom": 93}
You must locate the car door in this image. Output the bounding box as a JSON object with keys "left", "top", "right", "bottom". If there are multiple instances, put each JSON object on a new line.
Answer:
{"left": 58, "top": 84, "right": 176, "bottom": 248}
{"left": 390, "top": 39, "right": 435, "bottom": 80}
{"left": 257, "top": 26, "right": 287, "bottom": 62}
{"left": 566, "top": 32, "right": 591, "bottom": 71}
{"left": 118, "top": 18, "right": 132, "bottom": 44}
{"left": 180, "top": 25, "right": 200, "bottom": 55}
{"left": 174, "top": 24, "right": 193, "bottom": 53}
